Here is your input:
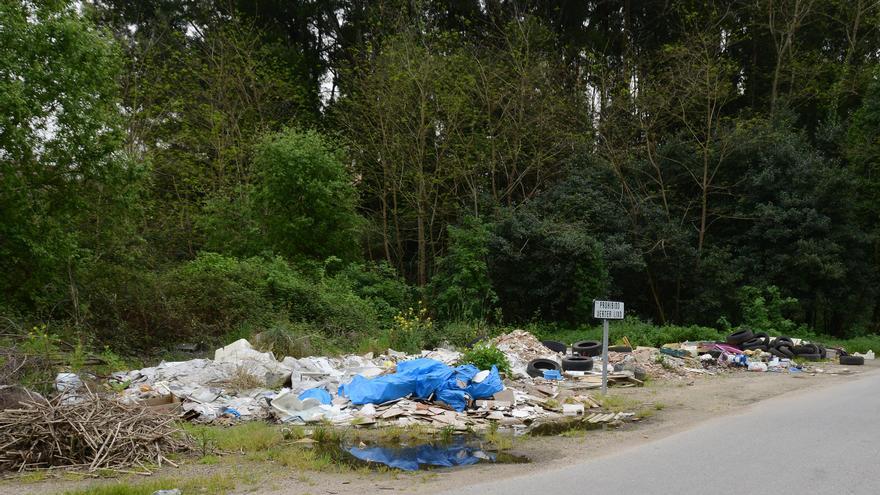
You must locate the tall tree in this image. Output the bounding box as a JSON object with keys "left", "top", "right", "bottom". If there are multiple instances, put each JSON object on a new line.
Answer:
{"left": 0, "top": 0, "right": 140, "bottom": 314}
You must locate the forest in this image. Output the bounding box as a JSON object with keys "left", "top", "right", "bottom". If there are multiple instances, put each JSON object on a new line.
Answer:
{"left": 2, "top": 0, "right": 880, "bottom": 360}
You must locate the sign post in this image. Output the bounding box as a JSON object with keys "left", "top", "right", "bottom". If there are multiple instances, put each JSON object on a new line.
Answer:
{"left": 593, "top": 300, "right": 625, "bottom": 394}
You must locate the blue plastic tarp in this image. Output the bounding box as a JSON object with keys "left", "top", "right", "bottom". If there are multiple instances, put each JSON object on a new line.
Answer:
{"left": 465, "top": 365, "right": 503, "bottom": 399}
{"left": 298, "top": 387, "right": 332, "bottom": 405}
{"left": 338, "top": 358, "right": 505, "bottom": 411}
{"left": 338, "top": 373, "right": 416, "bottom": 405}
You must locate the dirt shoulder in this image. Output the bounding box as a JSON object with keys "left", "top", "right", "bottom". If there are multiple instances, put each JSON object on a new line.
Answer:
{"left": 5, "top": 362, "right": 877, "bottom": 495}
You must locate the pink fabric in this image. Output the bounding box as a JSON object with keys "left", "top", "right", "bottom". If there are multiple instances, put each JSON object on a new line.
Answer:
{"left": 714, "top": 343, "right": 743, "bottom": 355}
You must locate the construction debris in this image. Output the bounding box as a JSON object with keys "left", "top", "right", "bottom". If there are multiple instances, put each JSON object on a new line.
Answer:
{"left": 0, "top": 393, "right": 189, "bottom": 473}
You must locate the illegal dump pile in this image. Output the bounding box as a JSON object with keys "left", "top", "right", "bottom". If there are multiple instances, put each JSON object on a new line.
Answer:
{"left": 0, "top": 393, "right": 188, "bottom": 473}
{"left": 98, "top": 331, "right": 642, "bottom": 432}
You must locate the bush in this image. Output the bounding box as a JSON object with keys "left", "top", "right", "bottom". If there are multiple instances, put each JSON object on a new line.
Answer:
{"left": 253, "top": 128, "right": 361, "bottom": 261}
{"left": 78, "top": 253, "right": 380, "bottom": 351}
{"left": 430, "top": 216, "right": 497, "bottom": 322}
{"left": 388, "top": 305, "right": 432, "bottom": 353}
{"left": 737, "top": 285, "right": 804, "bottom": 334}
{"left": 432, "top": 320, "right": 494, "bottom": 349}
{"left": 251, "top": 319, "right": 336, "bottom": 358}
{"left": 532, "top": 317, "right": 725, "bottom": 348}
{"left": 489, "top": 208, "right": 609, "bottom": 322}
{"left": 335, "top": 261, "right": 414, "bottom": 327}
{"left": 457, "top": 343, "right": 512, "bottom": 375}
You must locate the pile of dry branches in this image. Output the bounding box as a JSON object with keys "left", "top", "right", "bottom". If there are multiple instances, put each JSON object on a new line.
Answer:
{"left": 0, "top": 393, "right": 190, "bottom": 474}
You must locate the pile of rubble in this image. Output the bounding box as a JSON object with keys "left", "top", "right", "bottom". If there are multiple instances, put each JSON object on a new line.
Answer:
{"left": 46, "top": 328, "right": 861, "bottom": 434}
{"left": 490, "top": 330, "right": 559, "bottom": 378}
{"left": 92, "top": 331, "right": 648, "bottom": 431}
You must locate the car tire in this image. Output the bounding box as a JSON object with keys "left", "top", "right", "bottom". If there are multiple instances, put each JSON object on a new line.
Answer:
{"left": 526, "top": 358, "right": 562, "bottom": 378}
{"left": 726, "top": 329, "right": 755, "bottom": 346}
{"left": 572, "top": 340, "right": 602, "bottom": 357}
{"left": 799, "top": 353, "right": 822, "bottom": 361}
{"left": 608, "top": 345, "right": 633, "bottom": 353}
{"left": 839, "top": 355, "right": 865, "bottom": 366}
{"left": 541, "top": 340, "right": 567, "bottom": 354}
{"left": 772, "top": 337, "right": 794, "bottom": 348}
{"left": 776, "top": 345, "right": 795, "bottom": 358}
{"left": 561, "top": 355, "right": 593, "bottom": 371}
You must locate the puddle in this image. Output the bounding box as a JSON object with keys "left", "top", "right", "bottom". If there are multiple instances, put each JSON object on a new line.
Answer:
{"left": 528, "top": 418, "right": 607, "bottom": 436}
{"left": 314, "top": 436, "right": 529, "bottom": 471}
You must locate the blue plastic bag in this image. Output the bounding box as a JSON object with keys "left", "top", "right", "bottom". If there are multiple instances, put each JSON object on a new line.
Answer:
{"left": 298, "top": 387, "right": 332, "bottom": 405}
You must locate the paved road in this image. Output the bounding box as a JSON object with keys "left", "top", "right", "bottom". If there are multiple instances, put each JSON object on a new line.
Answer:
{"left": 441, "top": 370, "right": 880, "bottom": 495}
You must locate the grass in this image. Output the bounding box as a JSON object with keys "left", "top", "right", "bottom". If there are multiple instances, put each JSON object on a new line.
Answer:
{"left": 183, "top": 421, "right": 285, "bottom": 453}
{"left": 636, "top": 407, "right": 655, "bottom": 419}
{"left": 598, "top": 394, "right": 640, "bottom": 413}
{"left": 62, "top": 473, "right": 235, "bottom": 495}
{"left": 223, "top": 365, "right": 264, "bottom": 392}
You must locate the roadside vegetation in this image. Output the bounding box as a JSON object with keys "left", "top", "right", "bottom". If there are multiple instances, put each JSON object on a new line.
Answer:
{"left": 2, "top": 0, "right": 879, "bottom": 382}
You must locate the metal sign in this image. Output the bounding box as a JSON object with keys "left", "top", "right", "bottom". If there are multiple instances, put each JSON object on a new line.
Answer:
{"left": 593, "top": 300, "right": 624, "bottom": 320}
{"left": 593, "top": 300, "right": 624, "bottom": 395}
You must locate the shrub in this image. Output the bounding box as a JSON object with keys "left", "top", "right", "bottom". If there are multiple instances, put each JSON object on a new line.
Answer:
{"left": 457, "top": 343, "right": 512, "bottom": 375}
{"left": 532, "top": 317, "right": 725, "bottom": 348}
{"left": 253, "top": 128, "right": 361, "bottom": 261}
{"left": 738, "top": 285, "right": 804, "bottom": 334}
{"left": 251, "top": 319, "right": 336, "bottom": 358}
{"left": 388, "top": 305, "right": 432, "bottom": 353}
{"left": 489, "top": 208, "right": 609, "bottom": 322}
{"left": 430, "top": 216, "right": 498, "bottom": 322}
{"left": 335, "top": 262, "right": 414, "bottom": 326}
{"left": 433, "top": 321, "right": 494, "bottom": 349}
{"left": 78, "top": 253, "right": 380, "bottom": 351}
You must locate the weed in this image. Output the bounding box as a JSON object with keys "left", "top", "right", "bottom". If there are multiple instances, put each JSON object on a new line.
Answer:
{"left": 457, "top": 342, "right": 512, "bottom": 375}
{"left": 599, "top": 394, "right": 639, "bottom": 413}
{"left": 438, "top": 425, "right": 455, "bottom": 443}
{"left": 637, "top": 407, "right": 655, "bottom": 419}
{"left": 183, "top": 422, "right": 283, "bottom": 453}
{"left": 559, "top": 428, "right": 587, "bottom": 438}
{"left": 62, "top": 473, "right": 235, "bottom": 495}
{"left": 223, "top": 365, "right": 263, "bottom": 392}
{"left": 654, "top": 402, "right": 666, "bottom": 410}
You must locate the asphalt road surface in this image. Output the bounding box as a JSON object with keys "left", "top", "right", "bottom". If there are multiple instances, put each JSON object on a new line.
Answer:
{"left": 440, "top": 369, "right": 880, "bottom": 495}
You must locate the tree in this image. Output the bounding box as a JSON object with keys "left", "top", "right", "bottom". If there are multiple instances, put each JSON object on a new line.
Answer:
{"left": 252, "top": 129, "right": 360, "bottom": 261}
{"left": 0, "top": 0, "right": 140, "bottom": 314}
{"left": 489, "top": 207, "right": 609, "bottom": 323}
{"left": 430, "top": 216, "right": 497, "bottom": 322}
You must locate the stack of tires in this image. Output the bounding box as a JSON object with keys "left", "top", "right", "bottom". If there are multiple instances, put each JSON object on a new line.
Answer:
{"left": 526, "top": 339, "right": 600, "bottom": 378}
{"left": 726, "top": 330, "right": 831, "bottom": 362}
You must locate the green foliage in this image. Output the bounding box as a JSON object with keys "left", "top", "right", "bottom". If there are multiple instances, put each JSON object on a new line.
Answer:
{"left": 0, "top": 0, "right": 143, "bottom": 312}
{"left": 531, "top": 317, "right": 725, "bottom": 349}
{"left": 78, "top": 253, "right": 379, "bottom": 351}
{"left": 457, "top": 343, "right": 512, "bottom": 376}
{"left": 335, "top": 262, "right": 414, "bottom": 327}
{"left": 388, "top": 305, "right": 432, "bottom": 353}
{"left": 738, "top": 285, "right": 804, "bottom": 335}
{"left": 252, "top": 319, "right": 336, "bottom": 358}
{"left": 435, "top": 321, "right": 494, "bottom": 349}
{"left": 253, "top": 128, "right": 361, "bottom": 261}
{"left": 489, "top": 208, "right": 609, "bottom": 322}
{"left": 430, "top": 217, "right": 498, "bottom": 321}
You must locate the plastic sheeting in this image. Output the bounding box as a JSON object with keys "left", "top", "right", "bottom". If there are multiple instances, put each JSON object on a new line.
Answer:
{"left": 346, "top": 442, "right": 492, "bottom": 471}
{"left": 338, "top": 358, "right": 504, "bottom": 411}
{"left": 298, "top": 387, "right": 332, "bottom": 405}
